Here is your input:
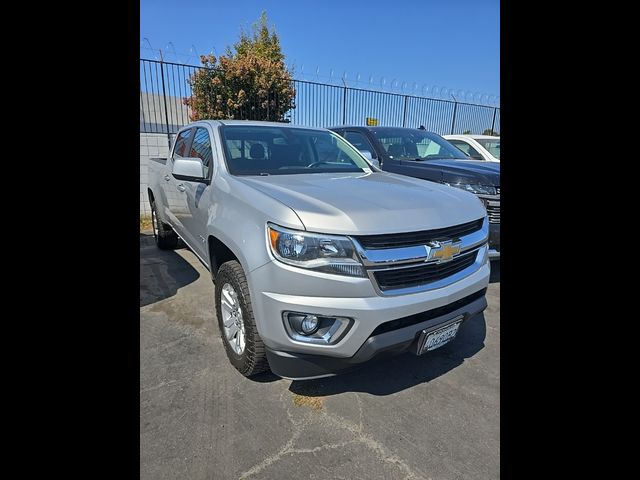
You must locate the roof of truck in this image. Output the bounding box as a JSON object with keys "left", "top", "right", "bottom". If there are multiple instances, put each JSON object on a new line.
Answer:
{"left": 188, "top": 120, "right": 324, "bottom": 130}
{"left": 444, "top": 134, "right": 500, "bottom": 140}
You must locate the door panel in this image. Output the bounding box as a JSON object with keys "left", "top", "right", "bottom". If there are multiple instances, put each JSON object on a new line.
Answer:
{"left": 163, "top": 128, "right": 193, "bottom": 237}
{"left": 181, "top": 126, "right": 215, "bottom": 261}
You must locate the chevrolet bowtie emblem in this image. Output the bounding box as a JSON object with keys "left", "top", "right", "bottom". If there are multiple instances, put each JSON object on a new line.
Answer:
{"left": 425, "top": 240, "right": 462, "bottom": 263}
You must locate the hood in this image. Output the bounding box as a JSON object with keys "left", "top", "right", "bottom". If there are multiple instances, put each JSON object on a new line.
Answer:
{"left": 237, "top": 172, "right": 486, "bottom": 235}
{"left": 409, "top": 158, "right": 500, "bottom": 185}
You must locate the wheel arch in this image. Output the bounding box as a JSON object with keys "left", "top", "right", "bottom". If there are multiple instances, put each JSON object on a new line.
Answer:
{"left": 208, "top": 235, "right": 240, "bottom": 281}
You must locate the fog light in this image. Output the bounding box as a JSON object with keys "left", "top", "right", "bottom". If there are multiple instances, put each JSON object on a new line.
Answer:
{"left": 301, "top": 315, "right": 319, "bottom": 334}
{"left": 283, "top": 311, "right": 353, "bottom": 344}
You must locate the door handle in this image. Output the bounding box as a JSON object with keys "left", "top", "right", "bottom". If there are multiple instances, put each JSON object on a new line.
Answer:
{"left": 177, "top": 184, "right": 186, "bottom": 192}
{"left": 164, "top": 175, "right": 171, "bottom": 182}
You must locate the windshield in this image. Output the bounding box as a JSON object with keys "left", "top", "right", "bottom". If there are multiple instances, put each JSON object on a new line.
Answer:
{"left": 219, "top": 125, "right": 372, "bottom": 175}
{"left": 476, "top": 138, "right": 500, "bottom": 159}
{"left": 369, "top": 128, "right": 468, "bottom": 160}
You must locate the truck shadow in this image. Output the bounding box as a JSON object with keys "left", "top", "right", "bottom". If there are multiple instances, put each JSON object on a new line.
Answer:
{"left": 287, "top": 313, "right": 487, "bottom": 397}
{"left": 140, "top": 233, "right": 200, "bottom": 307}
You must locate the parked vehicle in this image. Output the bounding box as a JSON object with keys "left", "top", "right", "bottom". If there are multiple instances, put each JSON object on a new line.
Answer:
{"left": 443, "top": 135, "right": 500, "bottom": 162}
{"left": 329, "top": 126, "right": 500, "bottom": 259}
{"left": 148, "top": 120, "right": 490, "bottom": 380}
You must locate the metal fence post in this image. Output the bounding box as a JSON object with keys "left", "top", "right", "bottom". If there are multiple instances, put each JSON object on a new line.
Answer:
{"left": 140, "top": 58, "right": 500, "bottom": 137}
{"left": 450, "top": 101, "right": 458, "bottom": 134}
{"left": 490, "top": 108, "right": 497, "bottom": 135}
{"left": 158, "top": 52, "right": 171, "bottom": 148}
{"left": 267, "top": 91, "right": 270, "bottom": 121}
{"left": 402, "top": 95, "right": 409, "bottom": 127}
{"left": 342, "top": 86, "right": 347, "bottom": 124}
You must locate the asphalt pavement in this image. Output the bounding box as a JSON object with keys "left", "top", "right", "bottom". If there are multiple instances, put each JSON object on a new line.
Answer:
{"left": 140, "top": 233, "right": 500, "bottom": 480}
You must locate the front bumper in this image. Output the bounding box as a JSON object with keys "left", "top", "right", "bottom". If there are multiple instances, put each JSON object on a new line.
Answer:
{"left": 248, "top": 254, "right": 490, "bottom": 371}
{"left": 265, "top": 290, "right": 487, "bottom": 379}
{"left": 488, "top": 222, "right": 500, "bottom": 259}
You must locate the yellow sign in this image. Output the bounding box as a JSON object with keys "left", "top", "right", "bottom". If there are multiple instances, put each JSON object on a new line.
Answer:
{"left": 366, "top": 117, "right": 378, "bottom": 126}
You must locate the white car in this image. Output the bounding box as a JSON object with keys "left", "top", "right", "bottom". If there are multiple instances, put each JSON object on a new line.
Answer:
{"left": 444, "top": 135, "right": 500, "bottom": 162}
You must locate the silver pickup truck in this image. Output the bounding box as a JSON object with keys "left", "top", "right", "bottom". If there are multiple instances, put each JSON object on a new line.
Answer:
{"left": 147, "top": 120, "right": 490, "bottom": 380}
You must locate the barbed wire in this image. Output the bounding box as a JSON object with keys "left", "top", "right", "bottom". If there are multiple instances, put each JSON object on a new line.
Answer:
{"left": 140, "top": 41, "right": 500, "bottom": 107}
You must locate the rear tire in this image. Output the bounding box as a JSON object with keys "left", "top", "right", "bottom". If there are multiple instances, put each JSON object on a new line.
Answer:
{"left": 150, "top": 199, "right": 179, "bottom": 250}
{"left": 215, "top": 260, "right": 269, "bottom": 377}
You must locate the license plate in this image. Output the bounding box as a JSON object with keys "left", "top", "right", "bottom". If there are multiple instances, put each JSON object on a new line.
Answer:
{"left": 417, "top": 318, "right": 463, "bottom": 355}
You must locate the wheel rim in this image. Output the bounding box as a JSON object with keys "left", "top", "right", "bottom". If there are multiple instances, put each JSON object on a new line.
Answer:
{"left": 151, "top": 206, "right": 159, "bottom": 240}
{"left": 220, "top": 283, "right": 246, "bottom": 355}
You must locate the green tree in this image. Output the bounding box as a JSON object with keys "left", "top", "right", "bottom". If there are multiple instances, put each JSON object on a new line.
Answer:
{"left": 462, "top": 130, "right": 472, "bottom": 134}
{"left": 482, "top": 128, "right": 499, "bottom": 135}
{"left": 184, "top": 12, "right": 295, "bottom": 122}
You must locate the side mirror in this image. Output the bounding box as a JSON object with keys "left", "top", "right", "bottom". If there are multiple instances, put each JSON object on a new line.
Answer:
{"left": 470, "top": 155, "right": 484, "bottom": 161}
{"left": 172, "top": 157, "right": 206, "bottom": 181}
{"left": 370, "top": 158, "right": 381, "bottom": 168}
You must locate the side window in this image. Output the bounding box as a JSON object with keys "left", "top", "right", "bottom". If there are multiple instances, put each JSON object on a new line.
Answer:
{"left": 467, "top": 144, "right": 482, "bottom": 158}
{"left": 344, "top": 131, "right": 377, "bottom": 158}
{"left": 450, "top": 140, "right": 471, "bottom": 155}
{"left": 450, "top": 140, "right": 481, "bottom": 158}
{"left": 172, "top": 129, "right": 192, "bottom": 159}
{"left": 189, "top": 127, "right": 214, "bottom": 177}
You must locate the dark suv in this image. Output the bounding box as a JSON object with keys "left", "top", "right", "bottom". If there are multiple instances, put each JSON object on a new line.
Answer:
{"left": 329, "top": 126, "right": 500, "bottom": 259}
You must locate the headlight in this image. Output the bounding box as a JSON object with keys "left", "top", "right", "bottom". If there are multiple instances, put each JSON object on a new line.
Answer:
{"left": 444, "top": 183, "right": 497, "bottom": 196}
{"left": 267, "top": 223, "right": 365, "bottom": 277}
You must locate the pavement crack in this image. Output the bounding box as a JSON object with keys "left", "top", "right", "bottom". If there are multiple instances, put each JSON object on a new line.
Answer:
{"left": 355, "top": 392, "right": 364, "bottom": 431}
{"left": 237, "top": 390, "right": 307, "bottom": 479}
{"left": 239, "top": 389, "right": 426, "bottom": 480}
{"left": 289, "top": 440, "right": 357, "bottom": 454}
{"left": 320, "top": 403, "right": 426, "bottom": 480}
{"left": 237, "top": 423, "right": 303, "bottom": 479}
{"left": 140, "top": 379, "right": 182, "bottom": 394}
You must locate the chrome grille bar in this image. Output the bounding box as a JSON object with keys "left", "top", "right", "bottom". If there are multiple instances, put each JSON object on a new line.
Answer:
{"left": 350, "top": 217, "right": 489, "bottom": 267}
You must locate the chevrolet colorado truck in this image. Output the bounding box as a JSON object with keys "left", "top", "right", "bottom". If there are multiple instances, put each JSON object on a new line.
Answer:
{"left": 147, "top": 120, "right": 490, "bottom": 380}
{"left": 330, "top": 126, "right": 500, "bottom": 259}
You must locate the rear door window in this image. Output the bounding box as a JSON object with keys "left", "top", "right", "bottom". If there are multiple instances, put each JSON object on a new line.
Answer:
{"left": 172, "top": 128, "right": 193, "bottom": 158}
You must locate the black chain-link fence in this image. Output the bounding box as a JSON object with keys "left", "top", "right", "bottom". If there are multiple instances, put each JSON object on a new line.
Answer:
{"left": 140, "top": 59, "right": 499, "bottom": 137}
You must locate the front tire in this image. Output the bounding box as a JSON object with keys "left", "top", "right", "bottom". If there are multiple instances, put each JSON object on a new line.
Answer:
{"left": 215, "top": 261, "right": 269, "bottom": 377}
{"left": 150, "top": 199, "right": 178, "bottom": 250}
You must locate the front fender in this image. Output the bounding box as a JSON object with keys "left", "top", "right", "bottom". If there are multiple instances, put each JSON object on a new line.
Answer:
{"left": 207, "top": 175, "right": 305, "bottom": 275}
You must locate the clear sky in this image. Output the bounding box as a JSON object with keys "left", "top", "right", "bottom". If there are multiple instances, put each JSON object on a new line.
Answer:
{"left": 141, "top": 0, "right": 499, "bottom": 103}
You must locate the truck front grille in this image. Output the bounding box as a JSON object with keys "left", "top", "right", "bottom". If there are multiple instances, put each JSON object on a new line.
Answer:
{"left": 373, "top": 249, "right": 478, "bottom": 292}
{"left": 353, "top": 218, "right": 484, "bottom": 250}
{"left": 486, "top": 202, "right": 500, "bottom": 224}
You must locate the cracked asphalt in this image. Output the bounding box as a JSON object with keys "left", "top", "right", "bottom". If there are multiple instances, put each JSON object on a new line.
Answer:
{"left": 140, "top": 233, "right": 500, "bottom": 479}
